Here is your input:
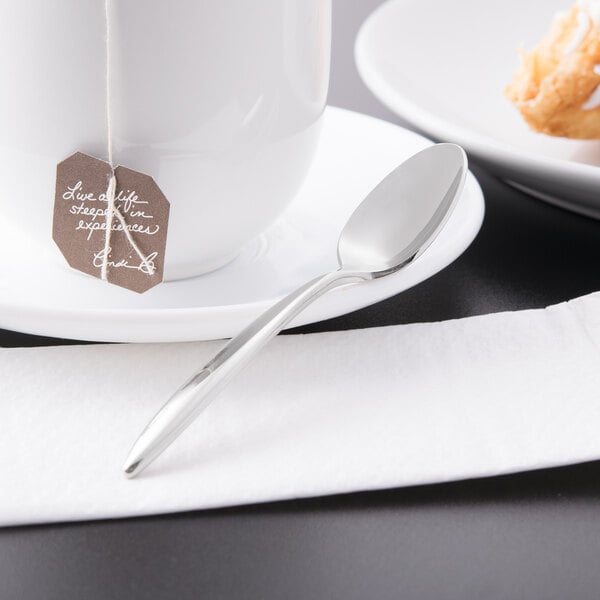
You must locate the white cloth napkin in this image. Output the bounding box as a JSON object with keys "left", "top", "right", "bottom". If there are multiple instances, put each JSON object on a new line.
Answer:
{"left": 2, "top": 292, "right": 600, "bottom": 527}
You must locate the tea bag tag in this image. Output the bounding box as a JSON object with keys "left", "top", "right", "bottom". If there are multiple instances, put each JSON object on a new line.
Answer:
{"left": 53, "top": 152, "right": 170, "bottom": 294}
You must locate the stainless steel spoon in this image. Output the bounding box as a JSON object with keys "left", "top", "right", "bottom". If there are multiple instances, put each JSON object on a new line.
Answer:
{"left": 123, "top": 143, "right": 468, "bottom": 478}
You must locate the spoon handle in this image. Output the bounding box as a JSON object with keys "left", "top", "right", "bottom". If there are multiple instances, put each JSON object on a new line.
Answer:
{"left": 123, "top": 268, "right": 365, "bottom": 478}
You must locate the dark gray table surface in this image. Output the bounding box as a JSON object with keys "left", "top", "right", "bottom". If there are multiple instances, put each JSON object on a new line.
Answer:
{"left": 3, "top": 2, "right": 600, "bottom": 599}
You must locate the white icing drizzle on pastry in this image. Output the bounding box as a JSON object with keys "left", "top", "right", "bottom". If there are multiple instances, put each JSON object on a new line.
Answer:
{"left": 577, "top": 0, "right": 600, "bottom": 24}
{"left": 555, "top": 4, "right": 600, "bottom": 109}
{"left": 564, "top": 9, "right": 591, "bottom": 53}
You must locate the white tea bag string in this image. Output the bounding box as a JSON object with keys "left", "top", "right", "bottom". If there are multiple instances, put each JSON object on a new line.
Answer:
{"left": 101, "top": 0, "right": 155, "bottom": 280}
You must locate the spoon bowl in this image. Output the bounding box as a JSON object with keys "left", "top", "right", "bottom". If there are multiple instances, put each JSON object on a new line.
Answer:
{"left": 338, "top": 143, "right": 468, "bottom": 274}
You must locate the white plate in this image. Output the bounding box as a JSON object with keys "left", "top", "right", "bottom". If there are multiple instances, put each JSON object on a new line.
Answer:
{"left": 356, "top": 0, "right": 600, "bottom": 218}
{"left": 0, "top": 107, "right": 484, "bottom": 343}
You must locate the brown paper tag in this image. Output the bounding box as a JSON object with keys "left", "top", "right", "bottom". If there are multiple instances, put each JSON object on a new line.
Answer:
{"left": 53, "top": 152, "right": 170, "bottom": 294}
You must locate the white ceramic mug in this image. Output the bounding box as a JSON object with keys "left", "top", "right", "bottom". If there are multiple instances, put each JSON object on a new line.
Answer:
{"left": 0, "top": 0, "right": 331, "bottom": 280}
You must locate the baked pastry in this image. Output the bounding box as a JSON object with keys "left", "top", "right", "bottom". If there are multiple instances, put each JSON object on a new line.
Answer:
{"left": 505, "top": 0, "right": 600, "bottom": 139}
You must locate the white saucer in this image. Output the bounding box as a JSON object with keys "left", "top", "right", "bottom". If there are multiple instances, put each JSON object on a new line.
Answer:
{"left": 355, "top": 0, "right": 600, "bottom": 218}
{"left": 0, "top": 107, "right": 484, "bottom": 343}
